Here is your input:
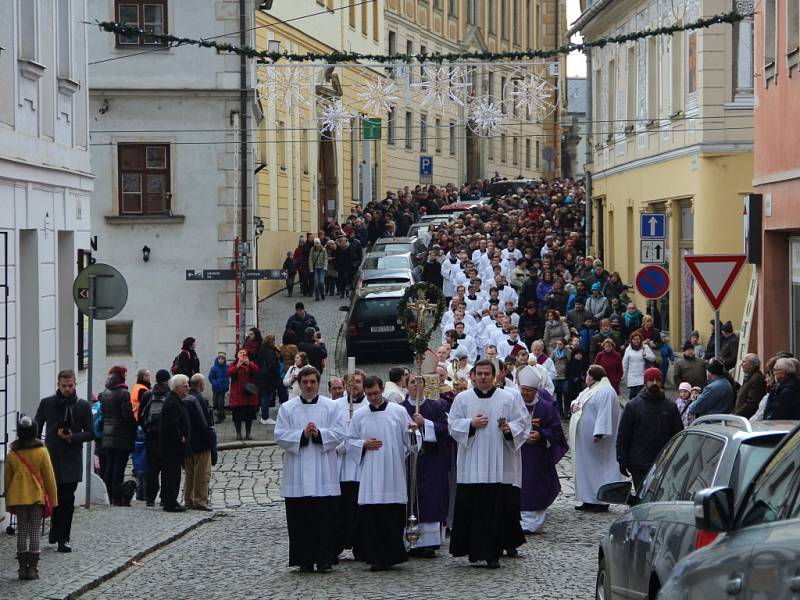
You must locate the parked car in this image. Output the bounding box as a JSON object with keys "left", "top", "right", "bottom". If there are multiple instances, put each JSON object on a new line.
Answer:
{"left": 408, "top": 216, "right": 453, "bottom": 244}
{"left": 595, "top": 415, "right": 794, "bottom": 600}
{"left": 341, "top": 286, "right": 413, "bottom": 359}
{"left": 659, "top": 422, "right": 800, "bottom": 600}
{"left": 439, "top": 197, "right": 491, "bottom": 213}
{"left": 490, "top": 178, "right": 538, "bottom": 196}
{"left": 370, "top": 236, "right": 428, "bottom": 265}
{"left": 356, "top": 268, "right": 418, "bottom": 289}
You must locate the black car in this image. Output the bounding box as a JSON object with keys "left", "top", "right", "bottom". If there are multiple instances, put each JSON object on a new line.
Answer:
{"left": 341, "top": 286, "right": 412, "bottom": 359}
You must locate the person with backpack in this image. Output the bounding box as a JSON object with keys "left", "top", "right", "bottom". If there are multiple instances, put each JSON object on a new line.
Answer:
{"left": 173, "top": 337, "right": 200, "bottom": 377}
{"left": 98, "top": 366, "right": 137, "bottom": 506}
{"left": 4, "top": 416, "right": 59, "bottom": 580}
{"left": 138, "top": 369, "right": 171, "bottom": 507}
{"left": 256, "top": 335, "right": 283, "bottom": 425}
{"left": 208, "top": 353, "right": 230, "bottom": 424}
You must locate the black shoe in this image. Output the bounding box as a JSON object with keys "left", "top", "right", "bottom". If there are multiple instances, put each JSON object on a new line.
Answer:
{"left": 299, "top": 564, "right": 314, "bottom": 573}
{"left": 369, "top": 564, "right": 386, "bottom": 572}
{"left": 486, "top": 559, "right": 500, "bottom": 569}
{"left": 48, "top": 530, "right": 56, "bottom": 544}
{"left": 316, "top": 562, "right": 332, "bottom": 572}
{"left": 164, "top": 505, "right": 187, "bottom": 513}
{"left": 574, "top": 503, "right": 591, "bottom": 511}
{"left": 57, "top": 542, "right": 72, "bottom": 553}
{"left": 505, "top": 548, "right": 519, "bottom": 558}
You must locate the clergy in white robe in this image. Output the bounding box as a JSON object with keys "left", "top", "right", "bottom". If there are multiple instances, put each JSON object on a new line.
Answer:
{"left": 569, "top": 365, "right": 621, "bottom": 511}
{"left": 274, "top": 366, "right": 347, "bottom": 572}
{"left": 348, "top": 375, "right": 419, "bottom": 571}
{"left": 448, "top": 360, "right": 531, "bottom": 568}
{"left": 336, "top": 371, "right": 368, "bottom": 558}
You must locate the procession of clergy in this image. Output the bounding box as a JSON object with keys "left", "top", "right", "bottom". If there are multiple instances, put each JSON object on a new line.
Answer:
{"left": 273, "top": 351, "right": 620, "bottom": 573}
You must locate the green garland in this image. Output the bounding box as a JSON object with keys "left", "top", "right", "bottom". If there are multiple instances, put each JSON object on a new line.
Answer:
{"left": 95, "top": 10, "right": 746, "bottom": 64}
{"left": 397, "top": 283, "right": 447, "bottom": 358}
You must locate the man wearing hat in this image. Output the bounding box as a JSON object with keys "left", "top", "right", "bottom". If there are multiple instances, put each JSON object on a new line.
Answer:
{"left": 672, "top": 342, "right": 707, "bottom": 390}
{"left": 688, "top": 359, "right": 735, "bottom": 420}
{"left": 718, "top": 321, "right": 740, "bottom": 371}
{"left": 517, "top": 366, "right": 568, "bottom": 533}
{"left": 616, "top": 368, "right": 684, "bottom": 491}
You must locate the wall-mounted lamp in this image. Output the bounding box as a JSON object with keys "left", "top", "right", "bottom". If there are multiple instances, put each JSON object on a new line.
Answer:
{"left": 267, "top": 40, "right": 280, "bottom": 54}
{"left": 142, "top": 245, "right": 151, "bottom": 262}
{"left": 254, "top": 216, "right": 265, "bottom": 239}
{"left": 260, "top": 1, "right": 275, "bottom": 11}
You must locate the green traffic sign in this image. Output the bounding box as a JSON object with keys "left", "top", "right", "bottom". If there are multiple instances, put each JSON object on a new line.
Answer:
{"left": 363, "top": 118, "right": 381, "bottom": 140}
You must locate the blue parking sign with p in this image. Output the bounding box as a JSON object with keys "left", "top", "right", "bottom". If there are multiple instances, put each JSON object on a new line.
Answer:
{"left": 420, "top": 156, "right": 433, "bottom": 175}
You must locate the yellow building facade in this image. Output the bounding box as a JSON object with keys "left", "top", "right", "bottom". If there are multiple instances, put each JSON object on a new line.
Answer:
{"left": 574, "top": 0, "right": 754, "bottom": 344}
{"left": 254, "top": 5, "right": 386, "bottom": 299}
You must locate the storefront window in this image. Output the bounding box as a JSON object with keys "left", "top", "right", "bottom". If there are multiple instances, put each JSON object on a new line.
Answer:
{"left": 791, "top": 240, "right": 800, "bottom": 356}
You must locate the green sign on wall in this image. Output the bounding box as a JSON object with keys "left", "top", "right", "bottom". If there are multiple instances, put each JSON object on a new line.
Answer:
{"left": 363, "top": 118, "right": 381, "bottom": 140}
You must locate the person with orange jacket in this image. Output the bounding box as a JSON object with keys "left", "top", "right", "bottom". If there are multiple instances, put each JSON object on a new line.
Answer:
{"left": 130, "top": 369, "right": 151, "bottom": 421}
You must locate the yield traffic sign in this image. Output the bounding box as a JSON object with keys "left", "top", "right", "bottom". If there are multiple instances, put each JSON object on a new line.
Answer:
{"left": 684, "top": 255, "right": 747, "bottom": 311}
{"left": 640, "top": 213, "right": 666, "bottom": 239}
{"left": 636, "top": 265, "right": 670, "bottom": 300}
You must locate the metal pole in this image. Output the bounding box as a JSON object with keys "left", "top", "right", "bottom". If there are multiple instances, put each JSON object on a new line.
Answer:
{"left": 583, "top": 49, "right": 593, "bottom": 254}
{"left": 239, "top": 0, "right": 249, "bottom": 342}
{"left": 714, "top": 309, "right": 721, "bottom": 361}
{"left": 84, "top": 275, "right": 95, "bottom": 509}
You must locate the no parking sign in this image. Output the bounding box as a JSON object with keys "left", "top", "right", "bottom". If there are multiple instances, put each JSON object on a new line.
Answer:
{"left": 636, "top": 265, "right": 670, "bottom": 300}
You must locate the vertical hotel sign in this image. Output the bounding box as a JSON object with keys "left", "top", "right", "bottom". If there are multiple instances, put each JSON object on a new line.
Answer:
{"left": 77, "top": 249, "right": 91, "bottom": 370}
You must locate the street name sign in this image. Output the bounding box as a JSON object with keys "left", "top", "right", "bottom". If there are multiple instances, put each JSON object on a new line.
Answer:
{"left": 640, "top": 240, "right": 666, "bottom": 264}
{"left": 640, "top": 213, "right": 666, "bottom": 239}
{"left": 636, "top": 265, "right": 670, "bottom": 300}
{"left": 185, "top": 269, "right": 286, "bottom": 281}
{"left": 683, "top": 254, "right": 747, "bottom": 311}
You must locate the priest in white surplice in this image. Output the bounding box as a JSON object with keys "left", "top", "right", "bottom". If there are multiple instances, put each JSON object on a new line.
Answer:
{"left": 336, "top": 369, "right": 367, "bottom": 559}
{"left": 274, "top": 366, "right": 346, "bottom": 572}
{"left": 448, "top": 359, "right": 531, "bottom": 568}
{"left": 348, "top": 375, "right": 419, "bottom": 571}
{"left": 569, "top": 364, "right": 621, "bottom": 512}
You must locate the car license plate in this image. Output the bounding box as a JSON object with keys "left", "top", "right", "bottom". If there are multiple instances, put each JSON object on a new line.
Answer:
{"left": 370, "top": 325, "right": 395, "bottom": 333}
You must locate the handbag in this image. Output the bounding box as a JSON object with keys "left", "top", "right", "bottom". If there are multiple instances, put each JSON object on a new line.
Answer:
{"left": 13, "top": 450, "right": 53, "bottom": 518}
{"left": 243, "top": 382, "right": 259, "bottom": 396}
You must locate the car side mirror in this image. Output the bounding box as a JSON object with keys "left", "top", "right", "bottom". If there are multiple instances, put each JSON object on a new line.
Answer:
{"left": 597, "top": 481, "right": 634, "bottom": 505}
{"left": 694, "top": 486, "right": 735, "bottom": 533}
{"left": 339, "top": 305, "right": 349, "bottom": 312}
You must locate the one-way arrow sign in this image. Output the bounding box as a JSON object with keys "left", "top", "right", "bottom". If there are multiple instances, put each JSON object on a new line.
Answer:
{"left": 640, "top": 240, "right": 666, "bottom": 264}
{"left": 640, "top": 213, "right": 666, "bottom": 239}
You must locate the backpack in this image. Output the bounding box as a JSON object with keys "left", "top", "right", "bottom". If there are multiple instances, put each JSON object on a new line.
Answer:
{"left": 171, "top": 349, "right": 188, "bottom": 374}
{"left": 143, "top": 395, "right": 165, "bottom": 433}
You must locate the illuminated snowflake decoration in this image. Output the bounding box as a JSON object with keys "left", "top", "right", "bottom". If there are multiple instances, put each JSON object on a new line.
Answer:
{"left": 412, "top": 65, "right": 472, "bottom": 109}
{"left": 258, "top": 65, "right": 310, "bottom": 109}
{"left": 467, "top": 96, "right": 504, "bottom": 137}
{"left": 357, "top": 78, "right": 400, "bottom": 117}
{"left": 319, "top": 99, "right": 353, "bottom": 135}
{"left": 506, "top": 74, "right": 555, "bottom": 121}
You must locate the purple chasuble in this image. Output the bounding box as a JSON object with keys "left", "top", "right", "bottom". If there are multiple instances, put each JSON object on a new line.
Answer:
{"left": 520, "top": 393, "right": 568, "bottom": 511}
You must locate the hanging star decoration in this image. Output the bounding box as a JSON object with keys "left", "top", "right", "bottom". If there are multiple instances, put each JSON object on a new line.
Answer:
{"left": 258, "top": 65, "right": 309, "bottom": 109}
{"left": 508, "top": 74, "right": 555, "bottom": 121}
{"left": 357, "top": 78, "right": 400, "bottom": 116}
{"left": 319, "top": 99, "right": 352, "bottom": 135}
{"left": 413, "top": 65, "right": 472, "bottom": 109}
{"left": 468, "top": 96, "right": 504, "bottom": 137}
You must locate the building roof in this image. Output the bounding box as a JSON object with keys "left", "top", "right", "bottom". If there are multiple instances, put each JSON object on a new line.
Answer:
{"left": 567, "top": 0, "right": 615, "bottom": 37}
{"left": 567, "top": 78, "right": 587, "bottom": 115}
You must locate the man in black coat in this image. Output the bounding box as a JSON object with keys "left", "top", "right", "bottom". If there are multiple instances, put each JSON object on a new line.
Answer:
{"left": 98, "top": 365, "right": 137, "bottom": 506}
{"left": 285, "top": 303, "right": 319, "bottom": 341}
{"left": 297, "top": 327, "right": 328, "bottom": 374}
{"left": 765, "top": 358, "right": 800, "bottom": 420}
{"left": 138, "top": 369, "right": 172, "bottom": 506}
{"left": 34, "top": 369, "right": 94, "bottom": 553}
{"left": 159, "top": 374, "right": 192, "bottom": 512}
{"left": 616, "top": 368, "right": 684, "bottom": 491}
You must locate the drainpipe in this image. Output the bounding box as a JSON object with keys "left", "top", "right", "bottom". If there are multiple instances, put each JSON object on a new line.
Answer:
{"left": 553, "top": 0, "right": 560, "bottom": 177}
{"left": 239, "top": 0, "right": 249, "bottom": 346}
{"left": 584, "top": 48, "right": 592, "bottom": 255}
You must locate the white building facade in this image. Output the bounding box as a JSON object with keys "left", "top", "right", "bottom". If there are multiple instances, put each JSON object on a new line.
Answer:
{"left": 87, "top": 0, "right": 256, "bottom": 389}
{"left": 0, "top": 0, "right": 93, "bottom": 498}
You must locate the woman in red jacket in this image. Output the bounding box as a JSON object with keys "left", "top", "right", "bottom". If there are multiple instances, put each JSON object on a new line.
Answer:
{"left": 593, "top": 338, "right": 623, "bottom": 394}
{"left": 227, "top": 350, "right": 260, "bottom": 441}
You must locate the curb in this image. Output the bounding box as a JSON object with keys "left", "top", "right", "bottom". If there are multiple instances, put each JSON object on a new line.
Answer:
{"left": 218, "top": 440, "right": 276, "bottom": 450}
{"left": 64, "top": 515, "right": 215, "bottom": 600}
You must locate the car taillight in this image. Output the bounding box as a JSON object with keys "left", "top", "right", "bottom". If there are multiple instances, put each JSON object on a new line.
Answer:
{"left": 348, "top": 323, "right": 358, "bottom": 336}
{"left": 695, "top": 530, "right": 718, "bottom": 549}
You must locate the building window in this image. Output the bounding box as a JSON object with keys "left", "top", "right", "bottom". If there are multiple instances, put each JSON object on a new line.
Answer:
{"left": 512, "top": 137, "right": 518, "bottom": 165}
{"left": 501, "top": 0, "right": 508, "bottom": 39}
{"left": 687, "top": 32, "right": 697, "bottom": 95}
{"left": 362, "top": 0, "right": 368, "bottom": 34}
{"left": 607, "top": 59, "right": 616, "bottom": 138}
{"left": 300, "top": 128, "right": 309, "bottom": 174}
{"left": 405, "top": 110, "right": 413, "bottom": 149}
{"left": 525, "top": 0, "right": 531, "bottom": 48}
{"left": 448, "top": 0, "right": 457, "bottom": 17}
{"left": 349, "top": 0, "right": 356, "bottom": 27}
{"left": 449, "top": 121, "right": 456, "bottom": 155}
{"left": 387, "top": 108, "right": 396, "bottom": 144}
{"left": 535, "top": 3, "right": 540, "bottom": 46}
{"left": 277, "top": 121, "right": 286, "bottom": 169}
{"left": 789, "top": 0, "right": 800, "bottom": 67}
{"left": 488, "top": 135, "right": 495, "bottom": 160}
{"left": 680, "top": 205, "right": 694, "bottom": 241}
{"left": 434, "top": 0, "right": 441, "bottom": 9}
{"left": 500, "top": 76, "right": 507, "bottom": 112}
{"left": 420, "top": 114, "right": 428, "bottom": 151}
{"left": 488, "top": 0, "right": 495, "bottom": 33}
{"left": 512, "top": 0, "right": 519, "bottom": 44}
{"left": 626, "top": 46, "right": 636, "bottom": 121}
{"left": 373, "top": 2, "right": 379, "bottom": 41}
{"left": 488, "top": 72, "right": 495, "bottom": 99}
{"left": 57, "top": 0, "right": 73, "bottom": 78}
{"left": 765, "top": 0, "right": 777, "bottom": 80}
{"left": 435, "top": 118, "right": 442, "bottom": 152}
{"left": 115, "top": 0, "right": 168, "bottom": 47}
{"left": 500, "top": 134, "right": 507, "bottom": 162}
{"left": 19, "top": 0, "right": 38, "bottom": 61}
{"left": 647, "top": 37, "right": 658, "bottom": 120}
{"left": 671, "top": 31, "right": 684, "bottom": 112}
{"left": 406, "top": 40, "right": 414, "bottom": 83}
{"left": 106, "top": 321, "right": 133, "bottom": 356}
{"left": 118, "top": 144, "right": 171, "bottom": 214}
{"left": 525, "top": 138, "right": 531, "bottom": 167}
{"left": 535, "top": 140, "right": 540, "bottom": 168}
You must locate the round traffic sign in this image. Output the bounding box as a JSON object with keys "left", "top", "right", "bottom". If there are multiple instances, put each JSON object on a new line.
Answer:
{"left": 636, "top": 265, "right": 670, "bottom": 300}
{"left": 72, "top": 263, "right": 128, "bottom": 320}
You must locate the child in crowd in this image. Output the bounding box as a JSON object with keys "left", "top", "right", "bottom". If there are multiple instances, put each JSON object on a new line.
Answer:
{"left": 132, "top": 426, "right": 148, "bottom": 502}
{"left": 659, "top": 334, "right": 675, "bottom": 382}
{"left": 208, "top": 352, "right": 230, "bottom": 424}
{"left": 676, "top": 382, "right": 693, "bottom": 428}
{"left": 3, "top": 416, "right": 59, "bottom": 580}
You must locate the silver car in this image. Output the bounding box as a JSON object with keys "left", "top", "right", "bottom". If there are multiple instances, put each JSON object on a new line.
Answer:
{"left": 595, "top": 416, "right": 793, "bottom": 600}
{"left": 659, "top": 422, "right": 800, "bottom": 600}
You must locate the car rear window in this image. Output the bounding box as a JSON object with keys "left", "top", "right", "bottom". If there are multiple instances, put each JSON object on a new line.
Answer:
{"left": 373, "top": 243, "right": 413, "bottom": 254}
{"left": 491, "top": 180, "right": 535, "bottom": 195}
{"left": 362, "top": 256, "right": 410, "bottom": 270}
{"left": 363, "top": 277, "right": 410, "bottom": 287}
{"left": 732, "top": 435, "right": 786, "bottom": 494}
{"left": 352, "top": 297, "right": 402, "bottom": 320}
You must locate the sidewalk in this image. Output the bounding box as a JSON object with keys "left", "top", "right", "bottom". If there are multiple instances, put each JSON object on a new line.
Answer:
{"left": 0, "top": 506, "right": 211, "bottom": 599}
{"left": 214, "top": 288, "right": 348, "bottom": 445}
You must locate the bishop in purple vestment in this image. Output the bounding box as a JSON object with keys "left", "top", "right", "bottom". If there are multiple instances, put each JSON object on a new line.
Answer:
{"left": 517, "top": 366, "right": 568, "bottom": 533}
